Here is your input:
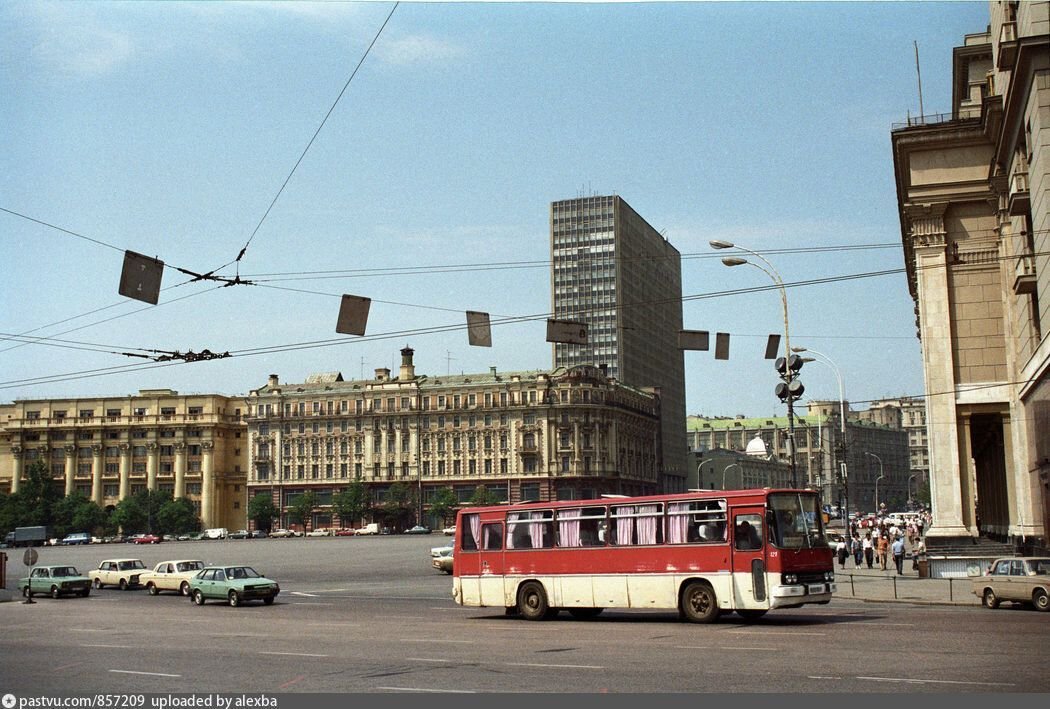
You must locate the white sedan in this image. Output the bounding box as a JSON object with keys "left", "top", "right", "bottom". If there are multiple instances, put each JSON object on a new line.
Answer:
{"left": 140, "top": 560, "right": 206, "bottom": 596}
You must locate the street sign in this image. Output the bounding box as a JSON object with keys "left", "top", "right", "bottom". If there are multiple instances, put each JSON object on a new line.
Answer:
{"left": 118, "top": 250, "right": 164, "bottom": 305}
{"left": 546, "top": 319, "right": 588, "bottom": 344}
{"left": 678, "top": 330, "right": 710, "bottom": 351}
{"left": 466, "top": 311, "right": 492, "bottom": 347}
{"left": 336, "top": 294, "right": 371, "bottom": 335}
{"left": 22, "top": 547, "right": 38, "bottom": 566}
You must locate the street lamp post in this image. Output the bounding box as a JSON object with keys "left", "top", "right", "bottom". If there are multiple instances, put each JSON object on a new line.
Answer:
{"left": 907, "top": 474, "right": 916, "bottom": 508}
{"left": 722, "top": 463, "right": 741, "bottom": 490}
{"left": 710, "top": 239, "right": 798, "bottom": 487}
{"left": 793, "top": 346, "right": 848, "bottom": 529}
{"left": 866, "top": 452, "right": 884, "bottom": 513}
{"left": 696, "top": 458, "right": 716, "bottom": 489}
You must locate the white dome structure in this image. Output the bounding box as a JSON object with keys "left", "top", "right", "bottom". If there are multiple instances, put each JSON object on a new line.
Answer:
{"left": 744, "top": 434, "right": 769, "bottom": 457}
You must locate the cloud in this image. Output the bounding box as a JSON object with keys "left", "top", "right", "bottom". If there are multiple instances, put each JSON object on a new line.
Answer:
{"left": 28, "top": 15, "right": 136, "bottom": 77}
{"left": 374, "top": 34, "right": 466, "bottom": 67}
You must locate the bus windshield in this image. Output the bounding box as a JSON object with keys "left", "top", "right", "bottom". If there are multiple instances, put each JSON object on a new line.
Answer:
{"left": 768, "top": 492, "right": 825, "bottom": 550}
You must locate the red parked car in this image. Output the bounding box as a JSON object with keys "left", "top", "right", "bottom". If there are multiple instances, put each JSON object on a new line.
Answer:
{"left": 133, "top": 534, "right": 162, "bottom": 544}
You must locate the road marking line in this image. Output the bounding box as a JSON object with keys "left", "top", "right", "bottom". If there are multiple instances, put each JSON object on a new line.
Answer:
{"left": 674, "top": 646, "right": 714, "bottom": 650}
{"left": 109, "top": 670, "right": 181, "bottom": 678}
{"left": 719, "top": 646, "right": 777, "bottom": 652}
{"left": 809, "top": 676, "right": 842, "bottom": 680}
{"left": 54, "top": 663, "right": 82, "bottom": 672}
{"left": 289, "top": 602, "right": 333, "bottom": 606}
{"left": 69, "top": 629, "right": 103, "bottom": 632}
{"left": 82, "top": 644, "right": 133, "bottom": 649}
{"left": 406, "top": 658, "right": 454, "bottom": 663}
{"left": 377, "top": 687, "right": 475, "bottom": 693}
{"left": 728, "top": 630, "right": 826, "bottom": 636}
{"left": 289, "top": 592, "right": 319, "bottom": 597}
{"left": 278, "top": 675, "right": 306, "bottom": 689}
{"left": 401, "top": 639, "right": 473, "bottom": 644}
{"left": 505, "top": 662, "right": 604, "bottom": 670}
{"left": 857, "top": 676, "right": 1015, "bottom": 687}
{"left": 260, "top": 651, "right": 330, "bottom": 658}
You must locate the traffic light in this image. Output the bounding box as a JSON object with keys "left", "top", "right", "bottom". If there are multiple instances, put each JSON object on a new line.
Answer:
{"left": 774, "top": 355, "right": 804, "bottom": 403}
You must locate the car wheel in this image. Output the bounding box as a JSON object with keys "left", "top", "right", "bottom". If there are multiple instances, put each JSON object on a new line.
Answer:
{"left": 982, "top": 588, "right": 1000, "bottom": 609}
{"left": 192, "top": 590, "right": 205, "bottom": 606}
{"left": 517, "top": 581, "right": 550, "bottom": 621}
{"left": 680, "top": 581, "right": 720, "bottom": 624}
{"left": 93, "top": 578, "right": 103, "bottom": 589}
{"left": 1033, "top": 589, "right": 1050, "bottom": 612}
{"left": 51, "top": 586, "right": 60, "bottom": 599}
{"left": 147, "top": 583, "right": 158, "bottom": 596}
{"left": 22, "top": 586, "right": 31, "bottom": 598}
{"left": 119, "top": 578, "right": 128, "bottom": 591}
{"left": 263, "top": 596, "right": 275, "bottom": 605}
{"left": 228, "top": 591, "right": 240, "bottom": 607}
{"left": 179, "top": 581, "right": 190, "bottom": 597}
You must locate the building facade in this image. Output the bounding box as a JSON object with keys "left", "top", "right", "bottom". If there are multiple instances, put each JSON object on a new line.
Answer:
{"left": 0, "top": 391, "right": 247, "bottom": 529}
{"left": 687, "top": 407, "right": 911, "bottom": 515}
{"left": 244, "top": 348, "right": 662, "bottom": 531}
{"left": 691, "top": 446, "right": 793, "bottom": 491}
{"left": 859, "top": 397, "right": 930, "bottom": 507}
{"left": 551, "top": 195, "right": 688, "bottom": 492}
{"left": 890, "top": 1, "right": 1048, "bottom": 551}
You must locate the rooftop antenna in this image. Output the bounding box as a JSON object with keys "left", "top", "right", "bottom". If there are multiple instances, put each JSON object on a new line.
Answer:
{"left": 360, "top": 356, "right": 365, "bottom": 380}
{"left": 446, "top": 350, "right": 456, "bottom": 376}
{"left": 914, "top": 40, "right": 925, "bottom": 120}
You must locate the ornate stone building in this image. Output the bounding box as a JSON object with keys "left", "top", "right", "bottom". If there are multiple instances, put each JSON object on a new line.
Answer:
{"left": 244, "top": 348, "right": 662, "bottom": 530}
{"left": 0, "top": 391, "right": 247, "bottom": 529}
{"left": 890, "top": 1, "right": 1048, "bottom": 552}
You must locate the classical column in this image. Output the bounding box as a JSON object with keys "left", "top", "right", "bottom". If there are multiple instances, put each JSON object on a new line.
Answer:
{"left": 910, "top": 207, "right": 970, "bottom": 538}
{"left": 11, "top": 446, "right": 23, "bottom": 494}
{"left": 64, "top": 445, "right": 76, "bottom": 496}
{"left": 201, "top": 441, "right": 214, "bottom": 528}
{"left": 91, "top": 444, "right": 103, "bottom": 505}
{"left": 118, "top": 443, "right": 131, "bottom": 501}
{"left": 146, "top": 442, "right": 158, "bottom": 491}
{"left": 174, "top": 441, "right": 187, "bottom": 499}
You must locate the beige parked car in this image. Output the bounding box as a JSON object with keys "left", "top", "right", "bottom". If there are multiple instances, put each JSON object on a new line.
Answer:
{"left": 87, "top": 558, "right": 148, "bottom": 590}
{"left": 141, "top": 560, "right": 206, "bottom": 596}
{"left": 971, "top": 557, "right": 1050, "bottom": 611}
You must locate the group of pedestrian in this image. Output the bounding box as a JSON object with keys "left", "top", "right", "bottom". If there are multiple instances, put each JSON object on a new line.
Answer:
{"left": 835, "top": 515, "right": 927, "bottom": 575}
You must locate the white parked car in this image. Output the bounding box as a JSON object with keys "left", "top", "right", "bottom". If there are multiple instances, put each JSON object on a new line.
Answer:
{"left": 268, "top": 528, "right": 295, "bottom": 538}
{"left": 141, "top": 560, "right": 206, "bottom": 596}
{"left": 87, "top": 558, "right": 148, "bottom": 590}
{"left": 305, "top": 528, "right": 334, "bottom": 537}
{"left": 202, "top": 528, "right": 228, "bottom": 539}
{"left": 442, "top": 525, "right": 457, "bottom": 536}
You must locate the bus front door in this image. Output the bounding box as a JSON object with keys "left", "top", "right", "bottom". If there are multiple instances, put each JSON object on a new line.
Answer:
{"left": 731, "top": 508, "right": 768, "bottom": 609}
{"left": 477, "top": 522, "right": 506, "bottom": 608}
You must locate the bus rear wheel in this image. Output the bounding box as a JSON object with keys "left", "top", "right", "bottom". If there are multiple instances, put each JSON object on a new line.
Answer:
{"left": 517, "top": 581, "right": 551, "bottom": 621}
{"left": 680, "top": 582, "right": 719, "bottom": 624}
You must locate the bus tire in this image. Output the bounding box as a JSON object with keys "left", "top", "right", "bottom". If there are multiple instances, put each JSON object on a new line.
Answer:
{"left": 736, "top": 609, "right": 768, "bottom": 622}
{"left": 568, "top": 608, "right": 604, "bottom": 620}
{"left": 517, "top": 581, "right": 551, "bottom": 621}
{"left": 680, "top": 581, "right": 719, "bottom": 624}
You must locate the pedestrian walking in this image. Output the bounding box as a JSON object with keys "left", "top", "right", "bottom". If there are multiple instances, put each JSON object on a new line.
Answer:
{"left": 863, "top": 532, "right": 874, "bottom": 568}
{"left": 877, "top": 535, "right": 889, "bottom": 571}
{"left": 892, "top": 536, "right": 906, "bottom": 575}
{"left": 852, "top": 534, "right": 863, "bottom": 566}
{"left": 836, "top": 538, "right": 848, "bottom": 568}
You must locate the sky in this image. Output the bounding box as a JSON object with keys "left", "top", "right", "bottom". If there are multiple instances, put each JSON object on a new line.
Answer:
{"left": 0, "top": 0, "right": 992, "bottom": 419}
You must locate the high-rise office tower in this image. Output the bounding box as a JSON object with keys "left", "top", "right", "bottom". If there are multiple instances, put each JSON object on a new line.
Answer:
{"left": 550, "top": 195, "right": 687, "bottom": 492}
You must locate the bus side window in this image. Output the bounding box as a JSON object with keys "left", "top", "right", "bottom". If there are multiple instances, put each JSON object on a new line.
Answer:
{"left": 482, "top": 524, "right": 503, "bottom": 551}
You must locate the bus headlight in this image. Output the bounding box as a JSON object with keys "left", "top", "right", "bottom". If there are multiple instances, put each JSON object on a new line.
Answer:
{"left": 783, "top": 574, "right": 798, "bottom": 585}
{"left": 825, "top": 571, "right": 835, "bottom": 582}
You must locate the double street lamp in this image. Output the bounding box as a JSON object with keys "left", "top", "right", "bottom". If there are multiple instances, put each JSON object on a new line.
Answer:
{"left": 722, "top": 463, "right": 740, "bottom": 490}
{"left": 793, "top": 346, "right": 849, "bottom": 524}
{"left": 866, "top": 451, "right": 884, "bottom": 513}
{"left": 710, "top": 239, "right": 799, "bottom": 488}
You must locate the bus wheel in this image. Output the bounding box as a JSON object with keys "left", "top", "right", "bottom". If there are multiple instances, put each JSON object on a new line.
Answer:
{"left": 736, "top": 609, "right": 768, "bottom": 622}
{"left": 568, "top": 608, "right": 604, "bottom": 620}
{"left": 680, "top": 582, "right": 719, "bottom": 624}
{"left": 517, "top": 581, "right": 550, "bottom": 621}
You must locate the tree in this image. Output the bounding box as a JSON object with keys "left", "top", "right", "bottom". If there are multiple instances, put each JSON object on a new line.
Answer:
{"left": 70, "top": 499, "right": 109, "bottom": 536}
{"left": 51, "top": 492, "right": 106, "bottom": 537}
{"left": 468, "top": 485, "right": 501, "bottom": 507}
{"left": 17, "top": 460, "right": 62, "bottom": 527}
{"left": 379, "top": 482, "right": 415, "bottom": 531}
{"left": 288, "top": 491, "right": 318, "bottom": 531}
{"left": 156, "top": 497, "right": 200, "bottom": 535}
{"left": 247, "top": 494, "right": 280, "bottom": 532}
{"left": 110, "top": 494, "right": 147, "bottom": 534}
{"left": 332, "top": 481, "right": 369, "bottom": 529}
{"left": 429, "top": 487, "right": 459, "bottom": 527}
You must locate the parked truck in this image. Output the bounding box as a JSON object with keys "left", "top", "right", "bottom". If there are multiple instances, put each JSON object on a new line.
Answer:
{"left": 3, "top": 526, "right": 50, "bottom": 548}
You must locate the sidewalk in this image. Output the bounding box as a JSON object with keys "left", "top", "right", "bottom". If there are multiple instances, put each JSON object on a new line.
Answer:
{"left": 833, "top": 559, "right": 980, "bottom": 606}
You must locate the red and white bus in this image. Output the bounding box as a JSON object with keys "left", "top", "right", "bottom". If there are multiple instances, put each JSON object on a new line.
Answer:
{"left": 452, "top": 488, "right": 835, "bottom": 622}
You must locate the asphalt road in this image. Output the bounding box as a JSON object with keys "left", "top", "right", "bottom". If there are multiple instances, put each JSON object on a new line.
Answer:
{"left": 1, "top": 535, "right": 1048, "bottom": 694}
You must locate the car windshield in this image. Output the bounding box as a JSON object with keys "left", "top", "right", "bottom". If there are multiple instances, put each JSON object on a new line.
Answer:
{"left": 177, "top": 561, "right": 204, "bottom": 572}
{"left": 768, "top": 492, "right": 826, "bottom": 549}
{"left": 224, "top": 567, "right": 261, "bottom": 580}
{"left": 52, "top": 566, "right": 79, "bottom": 577}
{"left": 118, "top": 560, "right": 146, "bottom": 570}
